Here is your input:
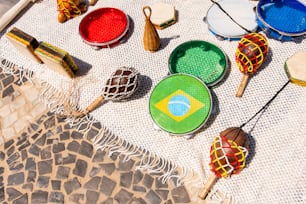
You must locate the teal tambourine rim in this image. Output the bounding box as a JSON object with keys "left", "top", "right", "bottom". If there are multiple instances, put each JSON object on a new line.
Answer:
{"left": 149, "top": 73, "right": 213, "bottom": 136}
{"left": 168, "top": 40, "right": 228, "bottom": 87}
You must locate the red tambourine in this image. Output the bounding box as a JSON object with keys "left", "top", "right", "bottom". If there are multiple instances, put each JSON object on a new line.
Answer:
{"left": 79, "top": 7, "right": 129, "bottom": 48}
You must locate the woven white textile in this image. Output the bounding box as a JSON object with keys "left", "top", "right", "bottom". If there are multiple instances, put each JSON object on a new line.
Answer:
{"left": 0, "top": 0, "right": 305, "bottom": 203}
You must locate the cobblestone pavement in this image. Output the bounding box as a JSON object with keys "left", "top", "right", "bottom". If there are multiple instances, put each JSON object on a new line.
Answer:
{"left": 0, "top": 65, "right": 198, "bottom": 203}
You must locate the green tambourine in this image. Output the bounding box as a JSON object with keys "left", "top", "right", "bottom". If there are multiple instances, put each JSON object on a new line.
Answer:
{"left": 149, "top": 74, "right": 212, "bottom": 138}
{"left": 169, "top": 40, "right": 228, "bottom": 87}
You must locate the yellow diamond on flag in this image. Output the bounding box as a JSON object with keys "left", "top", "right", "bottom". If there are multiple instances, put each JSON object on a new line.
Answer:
{"left": 154, "top": 89, "right": 205, "bottom": 122}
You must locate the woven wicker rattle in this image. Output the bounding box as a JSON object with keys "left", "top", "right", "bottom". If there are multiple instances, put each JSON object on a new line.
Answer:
{"left": 73, "top": 67, "right": 140, "bottom": 117}
{"left": 143, "top": 6, "right": 160, "bottom": 52}
{"left": 235, "top": 33, "right": 268, "bottom": 97}
{"left": 198, "top": 127, "right": 249, "bottom": 200}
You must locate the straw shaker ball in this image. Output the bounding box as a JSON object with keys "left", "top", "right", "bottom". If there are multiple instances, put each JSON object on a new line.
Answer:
{"left": 198, "top": 127, "right": 249, "bottom": 200}
{"left": 102, "top": 67, "right": 140, "bottom": 101}
{"left": 73, "top": 67, "right": 140, "bottom": 117}
{"left": 235, "top": 32, "right": 268, "bottom": 97}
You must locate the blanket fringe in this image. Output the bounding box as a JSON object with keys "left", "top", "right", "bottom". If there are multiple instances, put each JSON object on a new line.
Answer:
{"left": 92, "top": 126, "right": 195, "bottom": 185}
{"left": 0, "top": 57, "right": 34, "bottom": 85}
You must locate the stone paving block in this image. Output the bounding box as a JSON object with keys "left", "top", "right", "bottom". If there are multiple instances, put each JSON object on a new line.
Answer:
{"left": 118, "top": 156, "right": 135, "bottom": 171}
{"left": 32, "top": 190, "right": 48, "bottom": 204}
{"left": 25, "top": 157, "right": 36, "bottom": 170}
{"left": 67, "top": 141, "right": 80, "bottom": 153}
{"left": 2, "top": 85, "right": 14, "bottom": 98}
{"left": 114, "top": 189, "right": 134, "bottom": 204}
{"left": 28, "top": 144, "right": 41, "bottom": 156}
{"left": 79, "top": 140, "right": 93, "bottom": 158}
{"left": 92, "top": 150, "right": 105, "bottom": 163}
{"left": 142, "top": 174, "right": 154, "bottom": 189}
{"left": 69, "top": 193, "right": 84, "bottom": 204}
{"left": 64, "top": 177, "right": 81, "bottom": 195}
{"left": 99, "top": 163, "right": 115, "bottom": 175}
{"left": 26, "top": 171, "right": 36, "bottom": 183}
{"left": 52, "top": 143, "right": 65, "bottom": 154}
{"left": 89, "top": 166, "right": 102, "bottom": 177}
{"left": 0, "top": 187, "right": 4, "bottom": 202}
{"left": 72, "top": 159, "right": 87, "bottom": 177}
{"left": 12, "top": 193, "right": 28, "bottom": 204}
{"left": 147, "top": 190, "right": 164, "bottom": 204}
{"left": 7, "top": 146, "right": 16, "bottom": 157}
{"left": 132, "top": 185, "right": 146, "bottom": 193}
{"left": 120, "top": 171, "right": 133, "bottom": 188}
{"left": 37, "top": 176, "right": 49, "bottom": 188}
{"left": 84, "top": 176, "right": 101, "bottom": 190}
{"left": 3, "top": 75, "right": 14, "bottom": 87}
{"left": 8, "top": 172, "right": 24, "bottom": 186}
{"left": 22, "top": 183, "right": 33, "bottom": 191}
{"left": 86, "top": 190, "right": 99, "bottom": 204}
{"left": 40, "top": 146, "right": 52, "bottom": 160}
{"left": 62, "top": 153, "right": 76, "bottom": 164}
{"left": 38, "top": 159, "right": 53, "bottom": 175}
{"left": 51, "top": 180, "right": 61, "bottom": 191}
{"left": 100, "top": 176, "right": 116, "bottom": 196}
{"left": 49, "top": 192, "right": 64, "bottom": 203}
{"left": 56, "top": 166, "right": 70, "bottom": 179}
{"left": 6, "top": 187, "right": 22, "bottom": 201}
{"left": 156, "top": 189, "right": 169, "bottom": 200}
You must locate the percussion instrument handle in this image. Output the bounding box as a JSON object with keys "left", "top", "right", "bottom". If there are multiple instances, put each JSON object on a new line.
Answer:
{"left": 142, "top": 6, "right": 152, "bottom": 20}
{"left": 84, "top": 95, "right": 105, "bottom": 115}
{"left": 0, "top": 0, "right": 35, "bottom": 32}
{"left": 236, "top": 74, "right": 249, "bottom": 97}
{"left": 198, "top": 174, "right": 218, "bottom": 200}
{"left": 71, "top": 95, "right": 105, "bottom": 118}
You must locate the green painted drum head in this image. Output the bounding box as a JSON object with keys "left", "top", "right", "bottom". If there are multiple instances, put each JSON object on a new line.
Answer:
{"left": 149, "top": 74, "right": 212, "bottom": 136}
{"left": 169, "top": 40, "right": 227, "bottom": 87}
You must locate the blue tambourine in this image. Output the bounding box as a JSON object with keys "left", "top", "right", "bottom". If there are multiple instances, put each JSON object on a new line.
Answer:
{"left": 256, "top": 0, "right": 306, "bottom": 41}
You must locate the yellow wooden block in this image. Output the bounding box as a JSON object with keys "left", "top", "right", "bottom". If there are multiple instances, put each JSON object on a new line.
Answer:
{"left": 35, "top": 42, "right": 79, "bottom": 78}
{"left": 6, "top": 27, "right": 43, "bottom": 63}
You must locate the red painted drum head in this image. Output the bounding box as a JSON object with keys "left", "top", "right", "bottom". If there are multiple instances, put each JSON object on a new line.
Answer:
{"left": 79, "top": 7, "right": 129, "bottom": 47}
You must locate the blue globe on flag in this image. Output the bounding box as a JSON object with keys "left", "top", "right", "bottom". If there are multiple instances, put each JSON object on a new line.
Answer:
{"left": 168, "top": 95, "right": 191, "bottom": 117}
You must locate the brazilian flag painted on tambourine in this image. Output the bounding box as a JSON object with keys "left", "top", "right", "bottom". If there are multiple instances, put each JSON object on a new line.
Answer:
{"left": 149, "top": 74, "right": 212, "bottom": 135}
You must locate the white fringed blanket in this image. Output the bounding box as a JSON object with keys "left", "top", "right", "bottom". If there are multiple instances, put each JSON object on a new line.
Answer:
{"left": 1, "top": 0, "right": 305, "bottom": 203}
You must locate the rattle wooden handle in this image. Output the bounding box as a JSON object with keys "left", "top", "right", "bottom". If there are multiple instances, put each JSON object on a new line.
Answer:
{"left": 0, "top": 0, "right": 34, "bottom": 32}
{"left": 83, "top": 95, "right": 105, "bottom": 115}
{"left": 198, "top": 174, "right": 218, "bottom": 200}
{"left": 236, "top": 74, "right": 249, "bottom": 97}
{"left": 71, "top": 95, "right": 104, "bottom": 118}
